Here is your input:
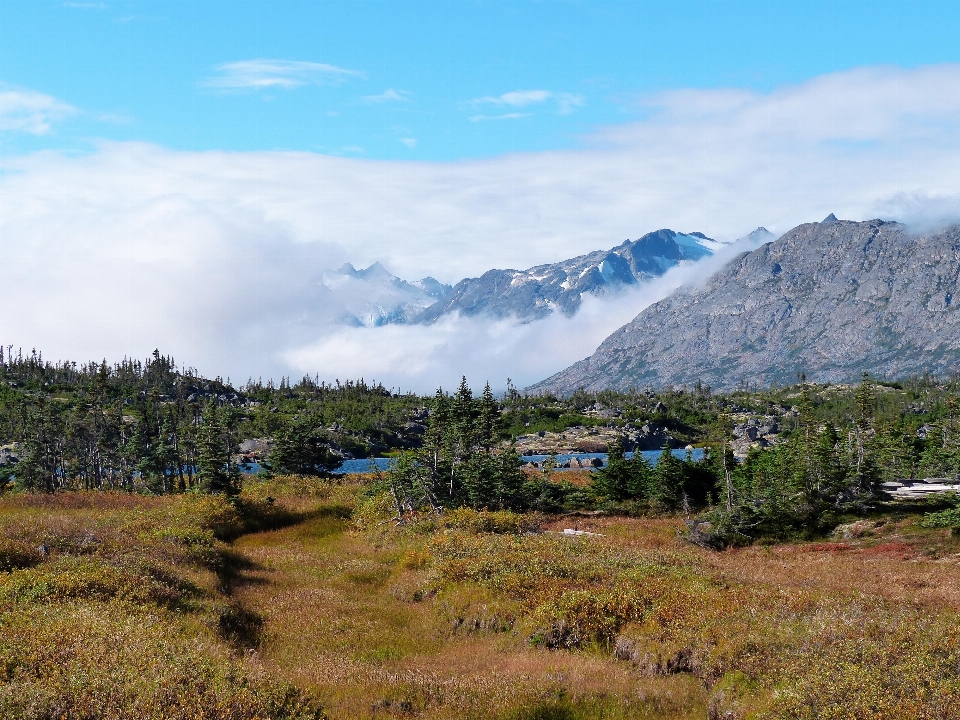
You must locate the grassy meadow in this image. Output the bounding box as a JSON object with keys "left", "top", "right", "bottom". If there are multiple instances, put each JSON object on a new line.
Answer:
{"left": 3, "top": 474, "right": 960, "bottom": 719}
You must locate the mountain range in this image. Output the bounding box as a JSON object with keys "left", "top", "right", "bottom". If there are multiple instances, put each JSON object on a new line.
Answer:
{"left": 323, "top": 228, "right": 774, "bottom": 328}
{"left": 414, "top": 229, "right": 747, "bottom": 323}
{"left": 530, "top": 216, "right": 960, "bottom": 393}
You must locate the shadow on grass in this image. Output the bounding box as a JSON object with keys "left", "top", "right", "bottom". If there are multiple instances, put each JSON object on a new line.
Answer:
{"left": 214, "top": 502, "right": 353, "bottom": 650}
{"left": 214, "top": 547, "right": 269, "bottom": 649}
{"left": 294, "top": 504, "right": 353, "bottom": 541}
{"left": 216, "top": 547, "right": 267, "bottom": 593}
{"left": 217, "top": 601, "right": 265, "bottom": 650}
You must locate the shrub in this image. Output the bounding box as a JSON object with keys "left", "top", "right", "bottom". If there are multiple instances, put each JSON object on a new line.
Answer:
{"left": 440, "top": 507, "right": 542, "bottom": 534}
{"left": 920, "top": 505, "right": 960, "bottom": 532}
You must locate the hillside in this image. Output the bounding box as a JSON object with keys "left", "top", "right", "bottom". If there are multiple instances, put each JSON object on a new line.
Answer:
{"left": 531, "top": 217, "right": 960, "bottom": 393}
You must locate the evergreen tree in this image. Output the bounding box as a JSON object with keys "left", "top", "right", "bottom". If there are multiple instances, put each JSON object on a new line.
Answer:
{"left": 461, "top": 453, "right": 497, "bottom": 509}
{"left": 591, "top": 438, "right": 651, "bottom": 502}
{"left": 196, "top": 405, "right": 240, "bottom": 495}
{"left": 269, "top": 415, "right": 342, "bottom": 476}
{"left": 813, "top": 422, "right": 846, "bottom": 503}
{"left": 652, "top": 443, "right": 686, "bottom": 511}
{"left": 478, "top": 382, "right": 499, "bottom": 450}
{"left": 850, "top": 373, "right": 883, "bottom": 497}
{"left": 387, "top": 379, "right": 528, "bottom": 514}
{"left": 493, "top": 449, "right": 527, "bottom": 511}
{"left": 16, "top": 398, "right": 63, "bottom": 493}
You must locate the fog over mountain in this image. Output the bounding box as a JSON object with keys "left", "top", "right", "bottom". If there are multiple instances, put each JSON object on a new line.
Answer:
{"left": 320, "top": 262, "right": 451, "bottom": 327}
{"left": 314, "top": 230, "right": 728, "bottom": 327}
{"left": 530, "top": 216, "right": 960, "bottom": 394}
{"left": 320, "top": 228, "right": 775, "bottom": 328}
{"left": 288, "top": 229, "right": 773, "bottom": 392}
{"left": 414, "top": 229, "right": 756, "bottom": 323}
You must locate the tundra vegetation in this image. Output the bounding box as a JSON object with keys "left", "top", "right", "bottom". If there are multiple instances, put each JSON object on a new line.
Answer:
{"left": 2, "top": 350, "right": 960, "bottom": 718}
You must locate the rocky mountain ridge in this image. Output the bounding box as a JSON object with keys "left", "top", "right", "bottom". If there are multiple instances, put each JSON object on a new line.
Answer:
{"left": 414, "top": 228, "right": 752, "bottom": 323}
{"left": 530, "top": 217, "right": 960, "bottom": 393}
{"left": 322, "top": 227, "right": 774, "bottom": 327}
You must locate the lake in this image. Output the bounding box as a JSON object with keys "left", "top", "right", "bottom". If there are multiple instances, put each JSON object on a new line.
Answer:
{"left": 243, "top": 447, "right": 705, "bottom": 476}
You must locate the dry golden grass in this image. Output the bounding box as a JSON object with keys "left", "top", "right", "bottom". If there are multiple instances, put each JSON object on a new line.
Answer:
{"left": 234, "top": 483, "right": 960, "bottom": 719}
{"left": 5, "top": 477, "right": 960, "bottom": 718}
{"left": 232, "top": 485, "right": 710, "bottom": 719}
{"left": 0, "top": 488, "right": 323, "bottom": 719}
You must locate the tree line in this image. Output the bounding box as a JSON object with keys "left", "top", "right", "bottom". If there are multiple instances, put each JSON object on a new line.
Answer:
{"left": 4, "top": 348, "right": 960, "bottom": 545}
{"left": 385, "top": 374, "right": 960, "bottom": 546}
{"left": 0, "top": 348, "right": 426, "bottom": 494}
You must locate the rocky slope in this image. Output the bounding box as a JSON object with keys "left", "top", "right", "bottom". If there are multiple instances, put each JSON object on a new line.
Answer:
{"left": 414, "top": 229, "right": 754, "bottom": 323}
{"left": 530, "top": 217, "right": 960, "bottom": 393}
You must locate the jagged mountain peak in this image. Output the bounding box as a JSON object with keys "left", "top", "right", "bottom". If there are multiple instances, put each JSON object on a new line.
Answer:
{"left": 822, "top": 213, "right": 839, "bottom": 223}
{"left": 357, "top": 261, "right": 393, "bottom": 280}
{"left": 414, "top": 228, "right": 726, "bottom": 324}
{"left": 739, "top": 227, "right": 777, "bottom": 246}
{"left": 410, "top": 276, "right": 452, "bottom": 299}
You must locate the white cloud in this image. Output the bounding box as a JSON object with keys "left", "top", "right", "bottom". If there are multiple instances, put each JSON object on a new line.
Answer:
{"left": 399, "top": 137, "right": 417, "bottom": 148}
{"left": 2, "top": 65, "right": 960, "bottom": 389}
{"left": 63, "top": 2, "right": 107, "bottom": 8}
{"left": 469, "top": 112, "right": 532, "bottom": 122}
{"left": 363, "top": 88, "right": 411, "bottom": 103}
{"left": 555, "top": 92, "right": 585, "bottom": 115}
{"left": 204, "top": 59, "right": 364, "bottom": 89}
{"left": 0, "top": 86, "right": 78, "bottom": 135}
{"left": 470, "top": 89, "right": 585, "bottom": 115}
{"left": 473, "top": 90, "right": 553, "bottom": 106}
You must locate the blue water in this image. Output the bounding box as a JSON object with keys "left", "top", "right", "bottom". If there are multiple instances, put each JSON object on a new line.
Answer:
{"left": 238, "top": 447, "right": 705, "bottom": 476}
{"left": 518, "top": 448, "right": 704, "bottom": 468}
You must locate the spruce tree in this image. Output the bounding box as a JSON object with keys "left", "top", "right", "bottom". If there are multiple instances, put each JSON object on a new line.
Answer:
{"left": 813, "top": 422, "right": 845, "bottom": 502}
{"left": 851, "top": 373, "right": 882, "bottom": 496}
{"left": 478, "top": 382, "right": 498, "bottom": 450}
{"left": 652, "top": 443, "right": 685, "bottom": 511}
{"left": 269, "top": 415, "right": 342, "bottom": 476}
{"left": 493, "top": 449, "right": 527, "bottom": 511}
{"left": 196, "top": 405, "right": 240, "bottom": 495}
{"left": 592, "top": 438, "right": 651, "bottom": 502}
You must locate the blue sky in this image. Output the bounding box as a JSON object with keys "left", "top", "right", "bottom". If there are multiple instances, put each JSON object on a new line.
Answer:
{"left": 3, "top": 0, "right": 960, "bottom": 160}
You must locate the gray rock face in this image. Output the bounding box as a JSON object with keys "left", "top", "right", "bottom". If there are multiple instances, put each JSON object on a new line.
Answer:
{"left": 415, "top": 229, "right": 732, "bottom": 323}
{"left": 530, "top": 219, "right": 960, "bottom": 393}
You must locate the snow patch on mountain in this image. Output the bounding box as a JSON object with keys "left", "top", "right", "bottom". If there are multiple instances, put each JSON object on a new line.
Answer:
{"left": 413, "top": 228, "right": 737, "bottom": 323}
